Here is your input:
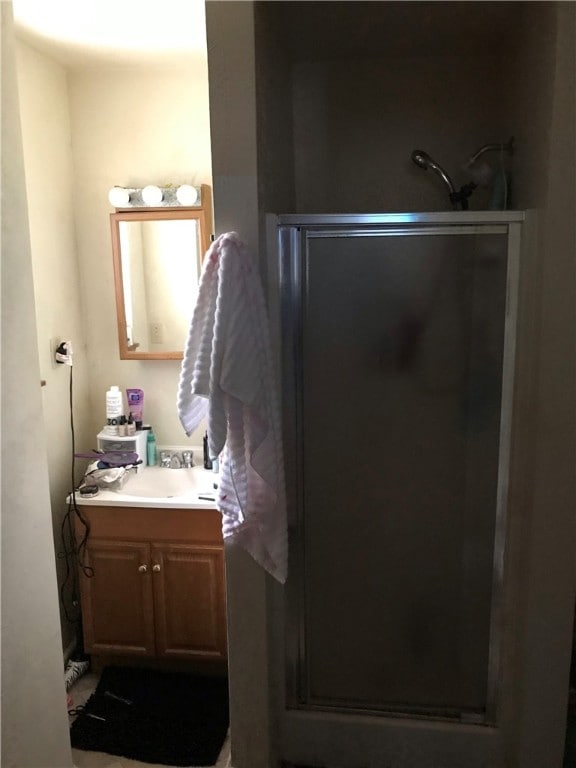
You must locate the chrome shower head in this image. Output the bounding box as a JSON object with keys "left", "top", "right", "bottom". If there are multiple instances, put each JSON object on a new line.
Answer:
{"left": 411, "top": 149, "right": 456, "bottom": 195}
{"left": 411, "top": 150, "right": 434, "bottom": 170}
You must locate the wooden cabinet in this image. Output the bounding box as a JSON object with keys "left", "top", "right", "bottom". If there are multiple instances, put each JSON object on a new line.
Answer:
{"left": 151, "top": 543, "right": 225, "bottom": 658}
{"left": 76, "top": 506, "right": 227, "bottom": 662}
{"left": 80, "top": 539, "right": 156, "bottom": 656}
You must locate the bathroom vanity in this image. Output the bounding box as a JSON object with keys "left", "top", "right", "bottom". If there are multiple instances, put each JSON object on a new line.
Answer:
{"left": 74, "top": 467, "right": 226, "bottom": 665}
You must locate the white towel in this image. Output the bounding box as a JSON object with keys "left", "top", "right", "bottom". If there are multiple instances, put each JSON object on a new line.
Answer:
{"left": 177, "top": 232, "right": 287, "bottom": 583}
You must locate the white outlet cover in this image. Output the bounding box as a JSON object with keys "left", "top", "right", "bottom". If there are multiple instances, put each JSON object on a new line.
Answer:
{"left": 150, "top": 322, "right": 164, "bottom": 343}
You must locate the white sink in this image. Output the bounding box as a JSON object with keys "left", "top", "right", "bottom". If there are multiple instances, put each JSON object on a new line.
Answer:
{"left": 117, "top": 466, "right": 215, "bottom": 499}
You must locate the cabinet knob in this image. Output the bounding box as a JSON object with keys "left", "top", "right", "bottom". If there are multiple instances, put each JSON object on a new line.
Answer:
{"left": 138, "top": 564, "right": 148, "bottom": 573}
{"left": 152, "top": 564, "right": 161, "bottom": 573}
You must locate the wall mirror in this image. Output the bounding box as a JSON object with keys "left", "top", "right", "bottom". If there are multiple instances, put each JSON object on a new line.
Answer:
{"left": 111, "top": 184, "right": 212, "bottom": 360}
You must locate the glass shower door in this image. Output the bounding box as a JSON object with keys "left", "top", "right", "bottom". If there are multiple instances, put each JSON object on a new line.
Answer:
{"left": 279, "top": 218, "right": 519, "bottom": 733}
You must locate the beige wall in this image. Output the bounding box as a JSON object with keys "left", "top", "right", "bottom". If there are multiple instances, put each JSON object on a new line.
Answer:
{"left": 503, "top": 3, "right": 557, "bottom": 211}
{"left": 68, "top": 64, "right": 212, "bottom": 447}
{"left": 16, "top": 40, "right": 94, "bottom": 654}
{"left": 15, "top": 28, "right": 212, "bottom": 662}
{"left": 254, "top": 3, "right": 296, "bottom": 218}
{"left": 511, "top": 3, "right": 576, "bottom": 765}
{"left": 292, "top": 52, "right": 511, "bottom": 213}
{"left": 205, "top": 5, "right": 273, "bottom": 768}
{"left": 286, "top": 3, "right": 558, "bottom": 217}
{"left": 1, "top": 6, "right": 73, "bottom": 767}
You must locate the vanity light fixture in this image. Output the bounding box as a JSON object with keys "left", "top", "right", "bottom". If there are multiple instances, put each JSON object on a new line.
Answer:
{"left": 108, "top": 184, "right": 203, "bottom": 209}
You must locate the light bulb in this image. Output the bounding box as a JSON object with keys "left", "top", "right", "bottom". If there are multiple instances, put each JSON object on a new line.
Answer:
{"left": 176, "top": 184, "right": 198, "bottom": 206}
{"left": 108, "top": 187, "right": 130, "bottom": 206}
{"left": 142, "top": 185, "right": 163, "bottom": 205}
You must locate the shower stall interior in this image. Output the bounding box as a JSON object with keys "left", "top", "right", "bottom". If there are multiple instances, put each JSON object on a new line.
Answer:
{"left": 275, "top": 212, "right": 523, "bottom": 732}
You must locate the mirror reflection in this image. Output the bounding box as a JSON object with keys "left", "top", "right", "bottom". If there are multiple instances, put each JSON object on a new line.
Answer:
{"left": 111, "top": 188, "right": 212, "bottom": 360}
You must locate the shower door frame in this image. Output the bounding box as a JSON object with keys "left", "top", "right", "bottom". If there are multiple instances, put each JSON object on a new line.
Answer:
{"left": 275, "top": 211, "right": 524, "bottom": 733}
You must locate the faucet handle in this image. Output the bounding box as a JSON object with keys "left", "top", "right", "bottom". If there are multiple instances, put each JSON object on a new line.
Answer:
{"left": 182, "top": 451, "right": 193, "bottom": 468}
{"left": 160, "top": 450, "right": 171, "bottom": 468}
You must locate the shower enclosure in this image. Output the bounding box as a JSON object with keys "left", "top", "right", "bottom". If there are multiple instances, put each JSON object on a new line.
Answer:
{"left": 274, "top": 211, "right": 524, "bottom": 767}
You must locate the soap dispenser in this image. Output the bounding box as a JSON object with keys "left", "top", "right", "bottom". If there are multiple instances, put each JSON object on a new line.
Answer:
{"left": 146, "top": 428, "right": 157, "bottom": 466}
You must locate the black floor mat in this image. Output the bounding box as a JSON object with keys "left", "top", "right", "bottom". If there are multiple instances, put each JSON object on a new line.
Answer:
{"left": 70, "top": 666, "right": 229, "bottom": 766}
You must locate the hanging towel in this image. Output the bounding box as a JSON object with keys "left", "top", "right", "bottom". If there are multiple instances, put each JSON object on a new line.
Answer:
{"left": 177, "top": 232, "right": 287, "bottom": 583}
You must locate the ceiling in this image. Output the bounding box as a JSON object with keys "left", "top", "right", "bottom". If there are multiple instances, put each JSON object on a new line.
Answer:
{"left": 12, "top": 1, "right": 525, "bottom": 70}
{"left": 12, "top": 0, "right": 207, "bottom": 69}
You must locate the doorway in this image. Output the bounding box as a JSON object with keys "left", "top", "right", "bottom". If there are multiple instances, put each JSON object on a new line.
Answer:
{"left": 11, "top": 2, "right": 226, "bottom": 765}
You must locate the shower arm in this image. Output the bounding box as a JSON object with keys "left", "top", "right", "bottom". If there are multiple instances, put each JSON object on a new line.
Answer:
{"left": 468, "top": 136, "right": 515, "bottom": 165}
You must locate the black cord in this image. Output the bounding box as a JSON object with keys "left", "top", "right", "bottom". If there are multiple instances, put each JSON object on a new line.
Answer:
{"left": 58, "top": 365, "right": 94, "bottom": 625}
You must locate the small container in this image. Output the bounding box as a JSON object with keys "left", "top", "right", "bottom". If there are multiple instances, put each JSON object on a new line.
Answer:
{"left": 79, "top": 484, "right": 99, "bottom": 498}
{"left": 97, "top": 430, "right": 148, "bottom": 466}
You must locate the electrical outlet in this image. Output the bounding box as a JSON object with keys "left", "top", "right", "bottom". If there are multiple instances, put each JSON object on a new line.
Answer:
{"left": 150, "top": 322, "right": 164, "bottom": 344}
{"left": 50, "top": 337, "right": 60, "bottom": 369}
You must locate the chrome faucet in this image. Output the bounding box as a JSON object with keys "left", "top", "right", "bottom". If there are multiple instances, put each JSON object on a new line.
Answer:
{"left": 169, "top": 453, "right": 182, "bottom": 469}
{"left": 159, "top": 450, "right": 192, "bottom": 468}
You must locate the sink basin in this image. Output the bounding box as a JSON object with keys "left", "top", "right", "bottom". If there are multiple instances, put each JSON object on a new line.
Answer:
{"left": 117, "top": 466, "right": 215, "bottom": 499}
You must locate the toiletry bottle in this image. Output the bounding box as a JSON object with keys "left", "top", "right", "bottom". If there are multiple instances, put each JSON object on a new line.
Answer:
{"left": 106, "top": 385, "right": 123, "bottom": 417}
{"left": 147, "top": 428, "right": 157, "bottom": 467}
{"left": 126, "top": 388, "right": 144, "bottom": 430}
{"left": 106, "top": 386, "right": 123, "bottom": 435}
{"left": 126, "top": 413, "right": 136, "bottom": 436}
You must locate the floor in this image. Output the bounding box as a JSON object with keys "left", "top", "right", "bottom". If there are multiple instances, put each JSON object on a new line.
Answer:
{"left": 68, "top": 673, "right": 576, "bottom": 768}
{"left": 69, "top": 672, "right": 232, "bottom": 768}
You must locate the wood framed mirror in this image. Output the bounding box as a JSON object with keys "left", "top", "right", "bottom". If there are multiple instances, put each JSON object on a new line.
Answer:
{"left": 111, "top": 184, "right": 212, "bottom": 360}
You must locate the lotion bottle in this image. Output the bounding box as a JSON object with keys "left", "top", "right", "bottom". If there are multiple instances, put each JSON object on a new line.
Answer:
{"left": 106, "top": 385, "right": 123, "bottom": 418}
{"left": 105, "top": 385, "right": 123, "bottom": 435}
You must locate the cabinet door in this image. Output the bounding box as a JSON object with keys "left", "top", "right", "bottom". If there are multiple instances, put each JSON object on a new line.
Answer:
{"left": 151, "top": 543, "right": 227, "bottom": 660}
{"left": 80, "top": 539, "right": 155, "bottom": 656}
